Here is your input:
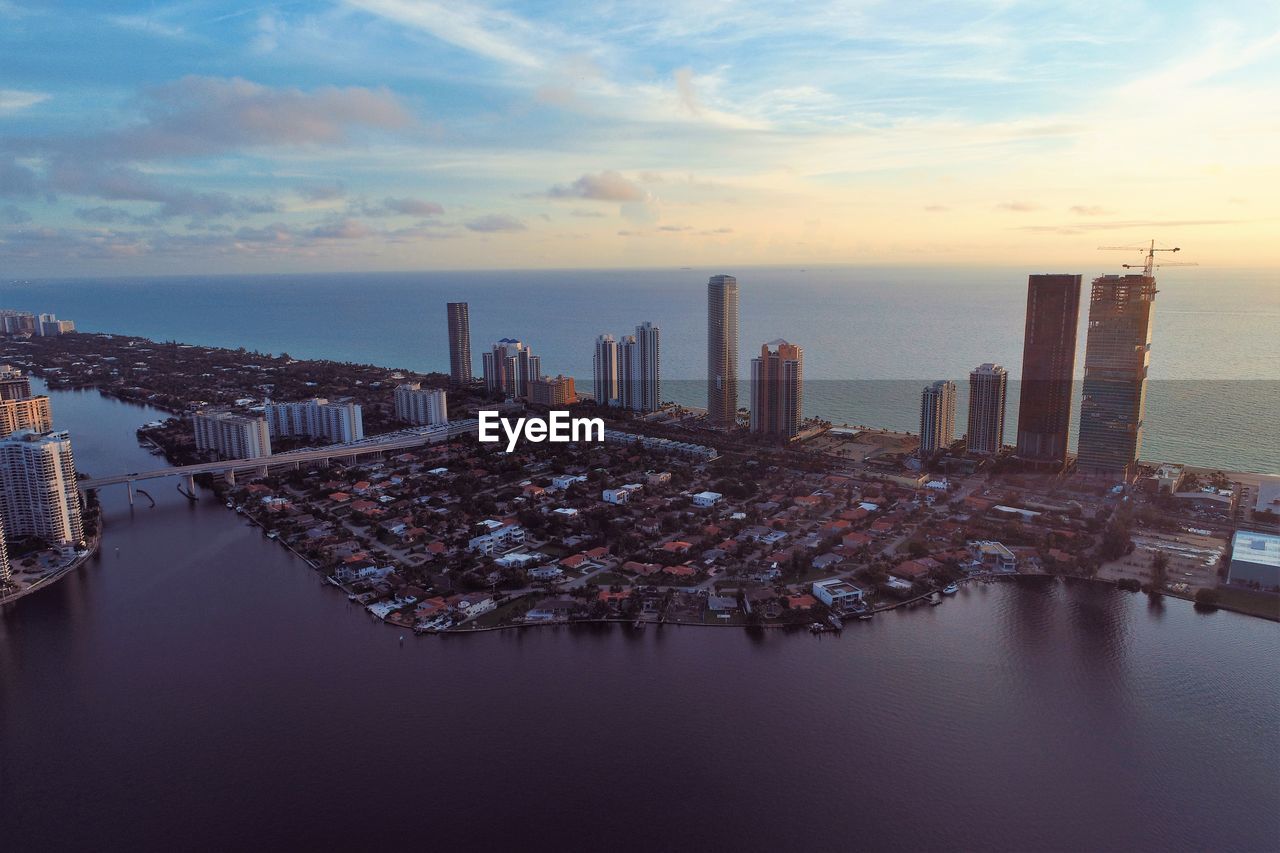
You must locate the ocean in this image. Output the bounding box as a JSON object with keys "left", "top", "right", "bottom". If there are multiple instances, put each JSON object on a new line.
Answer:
{"left": 3, "top": 265, "right": 1276, "bottom": 472}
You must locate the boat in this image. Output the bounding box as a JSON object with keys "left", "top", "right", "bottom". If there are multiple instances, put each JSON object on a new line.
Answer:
{"left": 928, "top": 592, "right": 942, "bottom": 606}
{"left": 828, "top": 615, "right": 843, "bottom": 630}
{"left": 266, "top": 531, "right": 278, "bottom": 540}
{"left": 858, "top": 612, "right": 874, "bottom": 621}
{"left": 235, "top": 505, "right": 245, "bottom": 514}
{"left": 225, "top": 500, "right": 234, "bottom": 509}
{"left": 942, "top": 583, "right": 959, "bottom": 595}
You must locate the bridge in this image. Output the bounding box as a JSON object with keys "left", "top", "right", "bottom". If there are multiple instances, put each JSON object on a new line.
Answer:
{"left": 80, "top": 420, "right": 479, "bottom": 503}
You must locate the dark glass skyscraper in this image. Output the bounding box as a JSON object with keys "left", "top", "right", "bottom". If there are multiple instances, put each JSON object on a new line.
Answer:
{"left": 1015, "top": 274, "right": 1081, "bottom": 469}
{"left": 707, "top": 275, "right": 739, "bottom": 427}
{"left": 446, "top": 302, "right": 473, "bottom": 386}
{"left": 1077, "top": 274, "right": 1157, "bottom": 482}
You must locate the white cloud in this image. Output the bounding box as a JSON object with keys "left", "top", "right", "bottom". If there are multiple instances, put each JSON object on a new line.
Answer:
{"left": 0, "top": 89, "right": 50, "bottom": 113}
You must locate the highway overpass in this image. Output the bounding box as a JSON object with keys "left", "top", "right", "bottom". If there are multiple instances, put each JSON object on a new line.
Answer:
{"left": 79, "top": 420, "right": 478, "bottom": 502}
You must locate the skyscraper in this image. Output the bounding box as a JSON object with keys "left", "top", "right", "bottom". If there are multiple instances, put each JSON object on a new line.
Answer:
{"left": 193, "top": 410, "right": 272, "bottom": 460}
{"left": 593, "top": 334, "right": 619, "bottom": 406}
{"left": 1015, "top": 274, "right": 1081, "bottom": 468}
{"left": 0, "top": 395, "right": 53, "bottom": 438}
{"left": 620, "top": 321, "right": 661, "bottom": 413}
{"left": 919, "top": 380, "right": 957, "bottom": 458}
{"left": 0, "top": 429, "right": 84, "bottom": 546}
{"left": 0, "top": 364, "right": 32, "bottom": 401}
{"left": 750, "top": 340, "right": 804, "bottom": 439}
{"left": 1077, "top": 273, "right": 1157, "bottom": 482}
{"left": 446, "top": 302, "right": 473, "bottom": 386}
{"left": 394, "top": 383, "right": 448, "bottom": 426}
{"left": 967, "top": 363, "right": 1008, "bottom": 455}
{"left": 265, "top": 398, "right": 364, "bottom": 444}
{"left": 528, "top": 375, "right": 577, "bottom": 407}
{"left": 707, "top": 275, "right": 739, "bottom": 427}
{"left": 481, "top": 339, "right": 541, "bottom": 399}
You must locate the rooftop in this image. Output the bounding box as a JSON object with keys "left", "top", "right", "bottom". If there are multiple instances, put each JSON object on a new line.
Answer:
{"left": 1231, "top": 531, "right": 1280, "bottom": 569}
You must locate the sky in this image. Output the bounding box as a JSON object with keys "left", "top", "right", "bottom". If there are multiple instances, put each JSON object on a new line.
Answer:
{"left": 1, "top": 0, "right": 1278, "bottom": 276}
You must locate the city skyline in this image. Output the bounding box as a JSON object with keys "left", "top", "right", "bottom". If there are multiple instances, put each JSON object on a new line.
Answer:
{"left": 2, "top": 2, "right": 1278, "bottom": 276}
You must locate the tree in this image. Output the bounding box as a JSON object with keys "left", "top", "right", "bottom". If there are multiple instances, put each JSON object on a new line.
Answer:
{"left": 1150, "top": 551, "right": 1170, "bottom": 591}
{"left": 1194, "top": 588, "right": 1220, "bottom": 608}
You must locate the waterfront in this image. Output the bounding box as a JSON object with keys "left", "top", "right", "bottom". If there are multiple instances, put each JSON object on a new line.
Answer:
{"left": 2, "top": 382, "right": 1278, "bottom": 851}
{"left": 2, "top": 266, "right": 1277, "bottom": 473}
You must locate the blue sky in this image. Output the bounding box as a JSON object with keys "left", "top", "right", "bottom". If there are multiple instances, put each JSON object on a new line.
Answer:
{"left": 2, "top": 0, "right": 1278, "bottom": 275}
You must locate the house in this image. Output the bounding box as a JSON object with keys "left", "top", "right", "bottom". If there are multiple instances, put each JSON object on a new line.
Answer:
{"left": 553, "top": 507, "right": 579, "bottom": 517}
{"left": 446, "top": 592, "right": 495, "bottom": 618}
{"left": 552, "top": 474, "right": 588, "bottom": 490}
{"left": 647, "top": 471, "right": 672, "bottom": 486}
{"left": 708, "top": 594, "right": 738, "bottom": 611}
{"left": 468, "top": 522, "right": 526, "bottom": 555}
{"left": 692, "top": 491, "right": 723, "bottom": 508}
{"left": 812, "top": 578, "right": 865, "bottom": 613}
{"left": 603, "top": 483, "right": 643, "bottom": 505}
{"left": 494, "top": 552, "right": 542, "bottom": 569}
{"left": 883, "top": 575, "right": 914, "bottom": 594}
{"left": 894, "top": 558, "right": 938, "bottom": 580}
{"left": 661, "top": 540, "right": 693, "bottom": 554}
{"left": 812, "top": 553, "right": 843, "bottom": 571}
{"left": 529, "top": 565, "right": 564, "bottom": 581}
{"left": 969, "top": 540, "right": 1018, "bottom": 572}
{"left": 786, "top": 593, "right": 817, "bottom": 610}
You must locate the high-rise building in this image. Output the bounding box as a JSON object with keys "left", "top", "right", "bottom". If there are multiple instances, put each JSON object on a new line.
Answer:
{"left": 394, "top": 383, "right": 448, "bottom": 426}
{"left": 750, "top": 340, "right": 804, "bottom": 439}
{"left": 0, "top": 396, "right": 53, "bottom": 438}
{"left": 919, "top": 380, "right": 957, "bottom": 457}
{"left": 1077, "top": 273, "right": 1157, "bottom": 482}
{"left": 619, "top": 321, "right": 661, "bottom": 413}
{"left": 481, "top": 339, "right": 541, "bottom": 399}
{"left": 707, "top": 275, "right": 740, "bottom": 427}
{"left": 528, "top": 375, "right": 577, "bottom": 407}
{"left": 265, "top": 399, "right": 364, "bottom": 444}
{"left": 967, "top": 364, "right": 1008, "bottom": 455}
{"left": 0, "top": 364, "right": 32, "bottom": 400}
{"left": 0, "top": 312, "right": 37, "bottom": 336}
{"left": 593, "top": 334, "right": 619, "bottom": 406}
{"left": 193, "top": 410, "right": 273, "bottom": 460}
{"left": 446, "top": 302, "right": 473, "bottom": 386}
{"left": 0, "top": 429, "right": 84, "bottom": 546}
{"left": 1015, "top": 274, "right": 1081, "bottom": 468}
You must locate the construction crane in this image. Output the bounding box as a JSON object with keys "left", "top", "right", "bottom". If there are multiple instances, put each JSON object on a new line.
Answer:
{"left": 1097, "top": 239, "right": 1197, "bottom": 276}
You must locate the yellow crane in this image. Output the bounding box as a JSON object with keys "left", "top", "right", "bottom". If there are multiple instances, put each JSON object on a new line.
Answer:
{"left": 1097, "top": 239, "right": 1198, "bottom": 276}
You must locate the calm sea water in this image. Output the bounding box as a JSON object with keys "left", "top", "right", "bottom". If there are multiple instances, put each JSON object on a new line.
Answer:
{"left": 1, "top": 381, "right": 1278, "bottom": 851}
{"left": 3, "top": 265, "right": 1277, "bottom": 472}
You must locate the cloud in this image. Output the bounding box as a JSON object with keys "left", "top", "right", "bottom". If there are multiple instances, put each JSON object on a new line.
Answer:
{"left": 47, "top": 161, "right": 278, "bottom": 219}
{"left": 346, "top": 0, "right": 549, "bottom": 70}
{"left": 1069, "top": 205, "right": 1108, "bottom": 216}
{"left": 1013, "top": 218, "right": 1241, "bottom": 234}
{"left": 310, "top": 218, "right": 374, "bottom": 239}
{"left": 995, "top": 201, "right": 1039, "bottom": 212}
{"left": 93, "top": 76, "right": 412, "bottom": 160}
{"left": 0, "top": 89, "right": 50, "bottom": 113}
{"left": 383, "top": 197, "right": 444, "bottom": 216}
{"left": 0, "top": 204, "right": 31, "bottom": 224}
{"left": 569, "top": 208, "right": 605, "bottom": 218}
{"left": 297, "top": 182, "right": 348, "bottom": 202}
{"left": 74, "top": 206, "right": 158, "bottom": 226}
{"left": 465, "top": 213, "right": 526, "bottom": 232}
{"left": 545, "top": 170, "right": 647, "bottom": 202}
{"left": 657, "top": 224, "right": 690, "bottom": 232}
